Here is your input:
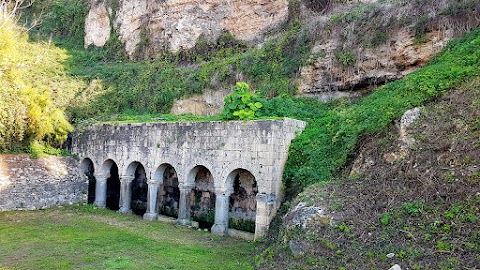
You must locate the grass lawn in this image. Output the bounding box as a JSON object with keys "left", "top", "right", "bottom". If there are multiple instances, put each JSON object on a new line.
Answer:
{"left": 0, "top": 205, "right": 257, "bottom": 270}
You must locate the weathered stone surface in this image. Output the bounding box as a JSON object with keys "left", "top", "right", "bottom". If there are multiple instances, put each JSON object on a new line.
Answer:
{"left": 299, "top": 27, "right": 455, "bottom": 99}
{"left": 388, "top": 264, "right": 402, "bottom": 270}
{"left": 223, "top": 0, "right": 289, "bottom": 41}
{"left": 284, "top": 202, "right": 335, "bottom": 229}
{"left": 171, "top": 89, "right": 231, "bottom": 116}
{"left": 70, "top": 118, "right": 306, "bottom": 238}
{"left": 86, "top": 0, "right": 289, "bottom": 56}
{"left": 0, "top": 154, "right": 87, "bottom": 211}
{"left": 399, "top": 107, "right": 421, "bottom": 147}
{"left": 84, "top": 1, "right": 111, "bottom": 48}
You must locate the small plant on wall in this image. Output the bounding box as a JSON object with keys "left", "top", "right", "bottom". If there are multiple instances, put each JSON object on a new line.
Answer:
{"left": 223, "top": 82, "right": 265, "bottom": 120}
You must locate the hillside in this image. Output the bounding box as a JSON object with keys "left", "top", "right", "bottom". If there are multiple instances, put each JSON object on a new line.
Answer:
{"left": 1, "top": 0, "right": 479, "bottom": 268}
{"left": 258, "top": 77, "right": 480, "bottom": 269}
{"left": 21, "top": 0, "right": 480, "bottom": 121}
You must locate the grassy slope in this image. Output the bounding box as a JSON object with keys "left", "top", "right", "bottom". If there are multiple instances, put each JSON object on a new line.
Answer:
{"left": 0, "top": 205, "right": 256, "bottom": 270}
{"left": 257, "top": 77, "right": 480, "bottom": 269}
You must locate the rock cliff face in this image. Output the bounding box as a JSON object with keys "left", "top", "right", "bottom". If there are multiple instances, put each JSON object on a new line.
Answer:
{"left": 299, "top": 28, "right": 454, "bottom": 100}
{"left": 296, "top": 0, "right": 479, "bottom": 100}
{"left": 85, "top": 0, "right": 289, "bottom": 56}
{"left": 84, "top": 1, "right": 111, "bottom": 48}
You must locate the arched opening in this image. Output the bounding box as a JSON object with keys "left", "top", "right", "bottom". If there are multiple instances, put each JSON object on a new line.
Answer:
{"left": 228, "top": 169, "right": 258, "bottom": 233}
{"left": 128, "top": 162, "right": 148, "bottom": 216}
{"left": 158, "top": 165, "right": 179, "bottom": 218}
{"left": 80, "top": 158, "right": 95, "bottom": 204}
{"left": 104, "top": 160, "right": 120, "bottom": 211}
{"left": 189, "top": 165, "right": 215, "bottom": 229}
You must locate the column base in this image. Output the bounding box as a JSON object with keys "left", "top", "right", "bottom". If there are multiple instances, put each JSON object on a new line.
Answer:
{"left": 93, "top": 201, "right": 106, "bottom": 208}
{"left": 117, "top": 207, "right": 132, "bottom": 214}
{"left": 211, "top": 224, "right": 228, "bottom": 236}
{"left": 176, "top": 218, "right": 191, "bottom": 226}
{"left": 254, "top": 223, "right": 268, "bottom": 240}
{"left": 143, "top": 212, "right": 158, "bottom": 221}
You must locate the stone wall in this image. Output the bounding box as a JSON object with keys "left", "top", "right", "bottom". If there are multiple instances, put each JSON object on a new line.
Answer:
{"left": 0, "top": 154, "right": 87, "bottom": 211}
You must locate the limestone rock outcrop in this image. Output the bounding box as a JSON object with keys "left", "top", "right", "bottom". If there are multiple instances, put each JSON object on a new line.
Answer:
{"left": 85, "top": 0, "right": 289, "bottom": 56}
{"left": 84, "top": 1, "right": 111, "bottom": 48}
{"left": 299, "top": 29, "right": 454, "bottom": 100}
{"left": 171, "top": 89, "right": 232, "bottom": 116}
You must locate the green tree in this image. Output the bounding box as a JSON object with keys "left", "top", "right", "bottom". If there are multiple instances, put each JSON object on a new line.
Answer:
{"left": 0, "top": 13, "right": 82, "bottom": 152}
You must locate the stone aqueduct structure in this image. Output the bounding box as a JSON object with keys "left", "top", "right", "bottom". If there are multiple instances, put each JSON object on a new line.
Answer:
{"left": 71, "top": 118, "right": 306, "bottom": 238}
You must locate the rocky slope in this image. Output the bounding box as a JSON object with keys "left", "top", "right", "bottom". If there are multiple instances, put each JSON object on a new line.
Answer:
{"left": 297, "top": 0, "right": 480, "bottom": 100}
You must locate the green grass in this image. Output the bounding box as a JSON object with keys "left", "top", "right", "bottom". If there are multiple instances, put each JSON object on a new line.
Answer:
{"left": 0, "top": 205, "right": 256, "bottom": 270}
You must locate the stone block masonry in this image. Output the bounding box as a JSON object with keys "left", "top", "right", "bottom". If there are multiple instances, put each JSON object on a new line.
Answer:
{"left": 71, "top": 118, "right": 306, "bottom": 239}
{"left": 0, "top": 154, "right": 87, "bottom": 211}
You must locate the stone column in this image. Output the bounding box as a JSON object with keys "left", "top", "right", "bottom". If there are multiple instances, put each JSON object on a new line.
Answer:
{"left": 143, "top": 178, "right": 162, "bottom": 221}
{"left": 118, "top": 175, "right": 135, "bottom": 214}
{"left": 255, "top": 193, "right": 276, "bottom": 240}
{"left": 177, "top": 185, "right": 194, "bottom": 225}
{"left": 93, "top": 173, "right": 109, "bottom": 208}
{"left": 211, "top": 192, "right": 231, "bottom": 236}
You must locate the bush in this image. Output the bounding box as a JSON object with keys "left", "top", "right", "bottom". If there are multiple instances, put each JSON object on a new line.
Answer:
{"left": 223, "top": 82, "right": 265, "bottom": 120}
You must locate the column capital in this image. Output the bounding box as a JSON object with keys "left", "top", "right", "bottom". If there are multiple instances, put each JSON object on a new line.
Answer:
{"left": 215, "top": 188, "right": 232, "bottom": 197}
{"left": 119, "top": 175, "right": 135, "bottom": 183}
{"left": 94, "top": 173, "right": 110, "bottom": 181}
{"left": 256, "top": 193, "right": 276, "bottom": 203}
{"left": 147, "top": 178, "right": 162, "bottom": 186}
{"left": 178, "top": 184, "right": 194, "bottom": 191}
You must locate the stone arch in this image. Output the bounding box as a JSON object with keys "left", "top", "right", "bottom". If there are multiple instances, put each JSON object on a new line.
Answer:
{"left": 188, "top": 165, "right": 216, "bottom": 229}
{"left": 101, "top": 159, "right": 120, "bottom": 210}
{"left": 80, "top": 158, "right": 95, "bottom": 204}
{"left": 154, "top": 163, "right": 179, "bottom": 218}
{"left": 126, "top": 161, "right": 148, "bottom": 216}
{"left": 226, "top": 169, "right": 258, "bottom": 233}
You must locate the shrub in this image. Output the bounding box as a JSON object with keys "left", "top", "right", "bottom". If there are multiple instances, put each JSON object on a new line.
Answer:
{"left": 223, "top": 82, "right": 265, "bottom": 120}
{"left": 335, "top": 50, "right": 356, "bottom": 66}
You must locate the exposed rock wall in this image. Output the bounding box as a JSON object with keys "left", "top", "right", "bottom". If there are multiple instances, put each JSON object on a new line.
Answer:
{"left": 85, "top": 0, "right": 289, "bottom": 56}
{"left": 297, "top": 0, "right": 480, "bottom": 100}
{"left": 171, "top": 89, "right": 231, "bottom": 116}
{"left": 0, "top": 154, "right": 87, "bottom": 211}
{"left": 299, "top": 28, "right": 454, "bottom": 100}
{"left": 84, "top": 1, "right": 111, "bottom": 48}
